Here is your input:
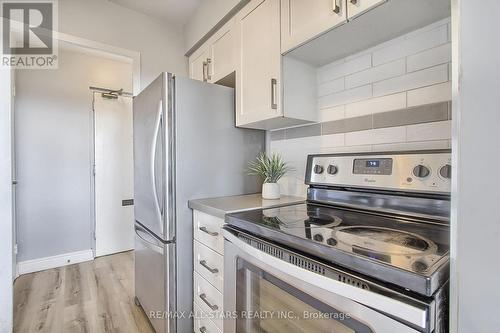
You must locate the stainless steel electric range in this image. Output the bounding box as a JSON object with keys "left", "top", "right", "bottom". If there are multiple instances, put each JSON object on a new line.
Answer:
{"left": 223, "top": 150, "right": 451, "bottom": 333}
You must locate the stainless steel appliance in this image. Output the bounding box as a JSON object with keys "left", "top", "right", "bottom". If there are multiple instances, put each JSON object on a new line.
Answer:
{"left": 133, "top": 73, "right": 264, "bottom": 333}
{"left": 224, "top": 150, "right": 451, "bottom": 333}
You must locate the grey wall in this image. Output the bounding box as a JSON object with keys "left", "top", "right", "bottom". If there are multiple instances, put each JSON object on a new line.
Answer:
{"left": 15, "top": 48, "right": 132, "bottom": 262}
{"left": 183, "top": 0, "right": 246, "bottom": 53}
{"left": 451, "top": 0, "right": 500, "bottom": 332}
{"left": 0, "top": 68, "right": 14, "bottom": 331}
{"left": 59, "top": 0, "right": 187, "bottom": 87}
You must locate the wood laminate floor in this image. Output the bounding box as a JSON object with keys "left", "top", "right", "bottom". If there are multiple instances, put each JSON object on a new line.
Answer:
{"left": 13, "top": 251, "right": 155, "bottom": 333}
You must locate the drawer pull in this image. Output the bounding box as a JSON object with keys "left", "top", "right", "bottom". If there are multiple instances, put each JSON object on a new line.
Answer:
{"left": 199, "top": 327, "right": 207, "bottom": 333}
{"left": 350, "top": 0, "right": 357, "bottom": 4}
{"left": 199, "top": 293, "right": 219, "bottom": 311}
{"left": 199, "top": 226, "right": 218, "bottom": 237}
{"left": 200, "top": 260, "right": 219, "bottom": 274}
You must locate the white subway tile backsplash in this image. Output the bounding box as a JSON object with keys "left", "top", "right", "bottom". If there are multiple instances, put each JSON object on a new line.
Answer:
{"left": 406, "top": 121, "right": 451, "bottom": 142}
{"left": 407, "top": 82, "right": 452, "bottom": 107}
{"left": 407, "top": 43, "right": 451, "bottom": 72}
{"left": 272, "top": 19, "right": 453, "bottom": 197}
{"left": 372, "top": 24, "right": 448, "bottom": 66}
{"left": 319, "top": 105, "right": 345, "bottom": 122}
{"left": 373, "top": 140, "right": 451, "bottom": 152}
{"left": 317, "top": 54, "right": 372, "bottom": 83}
{"left": 345, "top": 59, "right": 405, "bottom": 89}
{"left": 319, "top": 84, "right": 372, "bottom": 109}
{"left": 345, "top": 92, "right": 406, "bottom": 118}
{"left": 320, "top": 133, "right": 345, "bottom": 148}
{"left": 373, "top": 64, "right": 448, "bottom": 97}
{"left": 345, "top": 126, "right": 406, "bottom": 146}
{"left": 318, "top": 77, "right": 345, "bottom": 97}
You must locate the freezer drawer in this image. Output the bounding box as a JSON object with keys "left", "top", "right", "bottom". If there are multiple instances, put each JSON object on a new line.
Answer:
{"left": 135, "top": 223, "right": 175, "bottom": 333}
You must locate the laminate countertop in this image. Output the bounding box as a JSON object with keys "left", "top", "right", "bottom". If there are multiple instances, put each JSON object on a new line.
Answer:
{"left": 188, "top": 193, "right": 305, "bottom": 219}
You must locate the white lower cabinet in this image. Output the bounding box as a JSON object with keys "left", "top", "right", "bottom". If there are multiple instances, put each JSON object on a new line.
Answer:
{"left": 194, "top": 271, "right": 224, "bottom": 331}
{"left": 194, "top": 240, "right": 224, "bottom": 292}
{"left": 193, "top": 210, "right": 225, "bottom": 331}
{"left": 194, "top": 304, "right": 222, "bottom": 333}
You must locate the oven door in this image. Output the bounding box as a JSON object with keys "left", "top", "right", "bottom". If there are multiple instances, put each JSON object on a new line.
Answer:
{"left": 223, "top": 228, "right": 432, "bottom": 333}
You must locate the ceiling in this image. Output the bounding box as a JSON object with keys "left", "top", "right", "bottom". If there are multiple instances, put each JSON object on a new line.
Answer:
{"left": 108, "top": 0, "right": 202, "bottom": 26}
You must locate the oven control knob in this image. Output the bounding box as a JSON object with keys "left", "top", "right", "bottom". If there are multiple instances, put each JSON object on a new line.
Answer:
{"left": 313, "top": 165, "right": 324, "bottom": 174}
{"left": 327, "top": 238, "right": 337, "bottom": 246}
{"left": 439, "top": 164, "right": 452, "bottom": 179}
{"left": 413, "top": 165, "right": 430, "bottom": 178}
{"left": 327, "top": 165, "right": 338, "bottom": 175}
{"left": 313, "top": 234, "right": 324, "bottom": 242}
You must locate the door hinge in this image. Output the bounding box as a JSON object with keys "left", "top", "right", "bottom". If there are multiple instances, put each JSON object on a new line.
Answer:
{"left": 93, "top": 164, "right": 96, "bottom": 176}
{"left": 14, "top": 244, "right": 18, "bottom": 255}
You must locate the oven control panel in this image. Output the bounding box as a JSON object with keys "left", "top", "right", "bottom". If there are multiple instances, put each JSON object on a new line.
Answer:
{"left": 306, "top": 150, "right": 451, "bottom": 194}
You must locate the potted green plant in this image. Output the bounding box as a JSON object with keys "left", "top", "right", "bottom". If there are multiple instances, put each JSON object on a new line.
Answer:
{"left": 248, "top": 153, "right": 293, "bottom": 200}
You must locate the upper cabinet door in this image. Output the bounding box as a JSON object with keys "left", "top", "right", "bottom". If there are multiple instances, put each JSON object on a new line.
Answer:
{"left": 189, "top": 48, "right": 210, "bottom": 82}
{"left": 236, "top": 0, "right": 282, "bottom": 127}
{"left": 209, "top": 20, "right": 236, "bottom": 83}
{"left": 281, "top": 0, "right": 347, "bottom": 54}
{"left": 347, "top": 0, "right": 386, "bottom": 20}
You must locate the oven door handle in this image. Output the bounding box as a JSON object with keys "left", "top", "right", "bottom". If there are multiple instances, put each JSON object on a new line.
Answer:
{"left": 222, "top": 229, "right": 430, "bottom": 330}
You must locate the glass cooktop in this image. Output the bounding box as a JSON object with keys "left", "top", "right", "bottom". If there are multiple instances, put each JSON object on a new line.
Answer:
{"left": 226, "top": 203, "right": 450, "bottom": 285}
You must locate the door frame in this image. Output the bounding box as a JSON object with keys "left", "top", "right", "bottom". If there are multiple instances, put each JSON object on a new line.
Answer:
{"left": 49, "top": 32, "right": 140, "bottom": 258}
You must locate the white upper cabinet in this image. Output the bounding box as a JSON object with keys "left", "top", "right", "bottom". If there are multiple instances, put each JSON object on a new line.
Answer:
{"left": 281, "top": 0, "right": 348, "bottom": 54}
{"left": 235, "top": 0, "right": 282, "bottom": 127}
{"left": 189, "top": 19, "right": 236, "bottom": 83}
{"left": 189, "top": 47, "right": 210, "bottom": 82}
{"left": 347, "top": 0, "right": 386, "bottom": 20}
{"left": 208, "top": 20, "right": 236, "bottom": 83}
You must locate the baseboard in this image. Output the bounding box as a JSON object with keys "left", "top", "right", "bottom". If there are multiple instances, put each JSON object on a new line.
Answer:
{"left": 17, "top": 249, "right": 94, "bottom": 275}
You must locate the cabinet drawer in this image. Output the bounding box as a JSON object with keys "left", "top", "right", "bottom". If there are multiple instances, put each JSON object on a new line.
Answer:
{"left": 194, "top": 240, "right": 224, "bottom": 292}
{"left": 193, "top": 210, "right": 225, "bottom": 254}
{"left": 194, "top": 272, "right": 223, "bottom": 331}
{"left": 194, "top": 304, "right": 222, "bottom": 333}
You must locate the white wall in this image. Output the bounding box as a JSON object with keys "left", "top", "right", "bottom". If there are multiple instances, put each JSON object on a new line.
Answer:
{"left": 15, "top": 48, "right": 132, "bottom": 262}
{"left": 183, "top": 0, "right": 245, "bottom": 53}
{"left": 451, "top": 1, "right": 500, "bottom": 332}
{"left": 271, "top": 19, "right": 452, "bottom": 197}
{"left": 59, "top": 0, "right": 187, "bottom": 88}
{"left": 0, "top": 68, "right": 14, "bottom": 332}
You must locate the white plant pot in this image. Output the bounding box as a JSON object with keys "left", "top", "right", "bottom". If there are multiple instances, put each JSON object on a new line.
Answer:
{"left": 262, "top": 183, "right": 280, "bottom": 200}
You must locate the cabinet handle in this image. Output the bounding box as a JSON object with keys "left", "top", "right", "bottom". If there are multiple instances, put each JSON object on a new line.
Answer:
{"left": 333, "top": 0, "right": 341, "bottom": 13}
{"left": 199, "top": 293, "right": 219, "bottom": 311}
{"left": 206, "top": 58, "right": 212, "bottom": 81}
{"left": 271, "top": 78, "right": 277, "bottom": 110}
{"left": 200, "top": 260, "right": 219, "bottom": 274}
{"left": 202, "top": 61, "right": 208, "bottom": 82}
{"left": 350, "top": 0, "right": 357, "bottom": 4}
{"left": 199, "top": 327, "right": 207, "bottom": 333}
{"left": 199, "top": 226, "right": 219, "bottom": 237}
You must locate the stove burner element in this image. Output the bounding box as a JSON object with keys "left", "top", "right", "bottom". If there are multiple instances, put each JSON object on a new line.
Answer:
{"left": 332, "top": 226, "right": 438, "bottom": 256}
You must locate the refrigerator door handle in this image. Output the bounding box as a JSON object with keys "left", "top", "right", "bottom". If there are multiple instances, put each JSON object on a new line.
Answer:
{"left": 135, "top": 224, "right": 164, "bottom": 254}
{"left": 151, "top": 101, "right": 164, "bottom": 222}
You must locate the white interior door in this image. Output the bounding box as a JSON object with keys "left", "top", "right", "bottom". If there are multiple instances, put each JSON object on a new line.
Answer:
{"left": 94, "top": 94, "right": 134, "bottom": 257}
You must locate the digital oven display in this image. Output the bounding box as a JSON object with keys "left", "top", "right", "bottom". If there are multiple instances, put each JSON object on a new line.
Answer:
{"left": 353, "top": 158, "right": 393, "bottom": 175}
{"left": 366, "top": 160, "right": 380, "bottom": 167}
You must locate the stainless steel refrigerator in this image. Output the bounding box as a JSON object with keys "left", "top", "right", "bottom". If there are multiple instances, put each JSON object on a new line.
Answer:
{"left": 132, "top": 73, "right": 264, "bottom": 333}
